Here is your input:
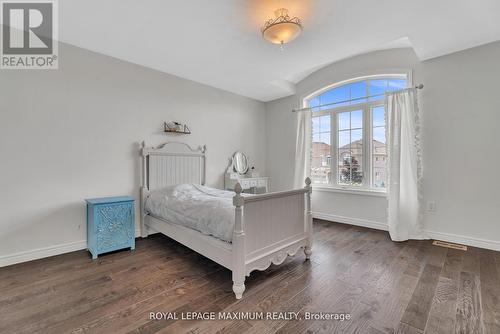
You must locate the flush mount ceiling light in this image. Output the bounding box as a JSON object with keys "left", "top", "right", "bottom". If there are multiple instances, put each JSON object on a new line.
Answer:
{"left": 261, "top": 8, "right": 302, "bottom": 47}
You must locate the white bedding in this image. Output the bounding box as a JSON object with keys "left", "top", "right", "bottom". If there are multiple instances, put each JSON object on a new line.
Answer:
{"left": 145, "top": 184, "right": 238, "bottom": 243}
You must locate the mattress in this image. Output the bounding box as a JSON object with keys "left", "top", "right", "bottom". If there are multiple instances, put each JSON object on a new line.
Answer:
{"left": 145, "top": 184, "right": 238, "bottom": 243}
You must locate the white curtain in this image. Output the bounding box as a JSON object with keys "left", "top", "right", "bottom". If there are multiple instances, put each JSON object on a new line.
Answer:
{"left": 293, "top": 110, "right": 312, "bottom": 188}
{"left": 386, "top": 89, "right": 427, "bottom": 241}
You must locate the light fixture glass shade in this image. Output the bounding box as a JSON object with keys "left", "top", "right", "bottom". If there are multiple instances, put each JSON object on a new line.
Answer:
{"left": 262, "top": 8, "right": 302, "bottom": 45}
{"left": 262, "top": 22, "right": 302, "bottom": 44}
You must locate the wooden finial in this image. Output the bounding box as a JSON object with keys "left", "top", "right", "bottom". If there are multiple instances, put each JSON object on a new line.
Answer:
{"left": 235, "top": 183, "right": 242, "bottom": 194}
{"left": 305, "top": 177, "right": 311, "bottom": 186}
{"left": 233, "top": 183, "right": 244, "bottom": 207}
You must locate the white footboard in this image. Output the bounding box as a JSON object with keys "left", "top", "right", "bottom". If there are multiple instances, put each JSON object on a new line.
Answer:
{"left": 231, "top": 178, "right": 312, "bottom": 299}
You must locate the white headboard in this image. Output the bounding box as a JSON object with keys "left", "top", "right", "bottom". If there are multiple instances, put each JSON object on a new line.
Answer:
{"left": 141, "top": 141, "right": 206, "bottom": 191}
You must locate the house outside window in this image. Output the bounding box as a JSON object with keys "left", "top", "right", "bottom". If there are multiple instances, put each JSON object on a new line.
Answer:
{"left": 307, "top": 75, "right": 408, "bottom": 191}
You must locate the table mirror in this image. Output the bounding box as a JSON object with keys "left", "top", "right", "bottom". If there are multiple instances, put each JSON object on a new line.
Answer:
{"left": 232, "top": 151, "right": 249, "bottom": 175}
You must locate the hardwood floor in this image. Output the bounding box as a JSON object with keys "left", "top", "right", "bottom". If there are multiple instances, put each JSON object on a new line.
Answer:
{"left": 1, "top": 220, "right": 499, "bottom": 334}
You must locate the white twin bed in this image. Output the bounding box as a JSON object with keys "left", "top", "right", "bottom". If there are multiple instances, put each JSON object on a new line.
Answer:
{"left": 140, "top": 142, "right": 312, "bottom": 299}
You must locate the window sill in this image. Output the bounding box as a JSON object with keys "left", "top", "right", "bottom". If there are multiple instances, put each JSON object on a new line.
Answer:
{"left": 312, "top": 185, "right": 387, "bottom": 197}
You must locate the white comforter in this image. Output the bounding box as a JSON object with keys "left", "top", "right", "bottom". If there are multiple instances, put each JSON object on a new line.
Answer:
{"left": 145, "top": 184, "right": 237, "bottom": 243}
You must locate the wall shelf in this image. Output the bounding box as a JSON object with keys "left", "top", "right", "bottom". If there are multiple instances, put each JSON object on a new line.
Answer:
{"left": 163, "top": 122, "right": 191, "bottom": 134}
{"left": 164, "top": 129, "right": 191, "bottom": 134}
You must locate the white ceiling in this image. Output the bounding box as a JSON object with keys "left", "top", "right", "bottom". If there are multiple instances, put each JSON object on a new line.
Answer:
{"left": 60, "top": 0, "right": 500, "bottom": 102}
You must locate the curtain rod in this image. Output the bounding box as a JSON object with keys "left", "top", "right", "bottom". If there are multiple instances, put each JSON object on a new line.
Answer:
{"left": 292, "top": 84, "right": 424, "bottom": 113}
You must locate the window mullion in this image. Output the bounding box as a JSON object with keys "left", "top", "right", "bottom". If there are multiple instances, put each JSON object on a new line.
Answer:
{"left": 364, "top": 106, "right": 372, "bottom": 189}
{"left": 331, "top": 110, "right": 337, "bottom": 186}
{"left": 365, "top": 82, "right": 371, "bottom": 189}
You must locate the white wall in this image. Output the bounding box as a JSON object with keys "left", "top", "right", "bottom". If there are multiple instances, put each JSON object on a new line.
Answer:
{"left": 0, "top": 42, "right": 267, "bottom": 266}
{"left": 266, "top": 42, "right": 500, "bottom": 250}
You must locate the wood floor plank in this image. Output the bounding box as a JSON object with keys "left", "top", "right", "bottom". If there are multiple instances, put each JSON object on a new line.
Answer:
{"left": 424, "top": 248, "right": 463, "bottom": 334}
{"left": 455, "top": 271, "right": 484, "bottom": 334}
{"left": 479, "top": 250, "right": 500, "bottom": 334}
{"left": 400, "top": 264, "right": 443, "bottom": 330}
{"left": 396, "top": 242, "right": 448, "bottom": 332}
{"left": 424, "top": 276, "right": 460, "bottom": 334}
{"left": 363, "top": 325, "right": 390, "bottom": 334}
{"left": 461, "top": 247, "right": 480, "bottom": 274}
{"left": 396, "top": 322, "right": 424, "bottom": 334}
{"left": 440, "top": 249, "right": 464, "bottom": 281}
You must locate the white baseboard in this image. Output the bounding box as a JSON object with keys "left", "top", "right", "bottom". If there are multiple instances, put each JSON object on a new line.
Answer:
{"left": 313, "top": 212, "right": 388, "bottom": 231}
{"left": 0, "top": 240, "right": 87, "bottom": 268}
{"left": 0, "top": 228, "right": 143, "bottom": 268}
{"left": 425, "top": 230, "right": 500, "bottom": 252}
{"left": 313, "top": 211, "right": 500, "bottom": 251}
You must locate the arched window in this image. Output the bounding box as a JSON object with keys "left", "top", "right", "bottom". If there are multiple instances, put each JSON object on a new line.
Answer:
{"left": 306, "top": 75, "right": 408, "bottom": 190}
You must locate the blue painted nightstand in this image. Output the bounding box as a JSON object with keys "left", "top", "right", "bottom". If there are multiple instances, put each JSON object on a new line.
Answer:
{"left": 85, "top": 196, "right": 135, "bottom": 259}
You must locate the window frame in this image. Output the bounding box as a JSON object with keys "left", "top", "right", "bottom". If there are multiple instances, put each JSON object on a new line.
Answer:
{"left": 305, "top": 73, "right": 410, "bottom": 194}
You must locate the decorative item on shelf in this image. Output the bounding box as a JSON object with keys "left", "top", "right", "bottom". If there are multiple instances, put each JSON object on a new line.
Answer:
{"left": 249, "top": 166, "right": 260, "bottom": 178}
{"left": 164, "top": 121, "right": 191, "bottom": 134}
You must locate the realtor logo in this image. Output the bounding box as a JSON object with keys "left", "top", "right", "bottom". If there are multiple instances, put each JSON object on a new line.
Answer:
{"left": 1, "top": 0, "right": 58, "bottom": 69}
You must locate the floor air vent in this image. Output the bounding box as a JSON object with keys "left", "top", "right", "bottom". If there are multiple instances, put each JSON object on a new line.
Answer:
{"left": 432, "top": 240, "right": 467, "bottom": 251}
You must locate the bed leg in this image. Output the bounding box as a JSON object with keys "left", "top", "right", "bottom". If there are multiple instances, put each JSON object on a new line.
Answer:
{"left": 304, "top": 245, "right": 312, "bottom": 260}
{"left": 304, "top": 177, "right": 313, "bottom": 261}
{"left": 140, "top": 216, "right": 149, "bottom": 238}
{"left": 232, "top": 278, "right": 246, "bottom": 299}
{"left": 140, "top": 143, "right": 150, "bottom": 239}
{"left": 140, "top": 185, "right": 149, "bottom": 238}
{"left": 232, "top": 183, "right": 246, "bottom": 299}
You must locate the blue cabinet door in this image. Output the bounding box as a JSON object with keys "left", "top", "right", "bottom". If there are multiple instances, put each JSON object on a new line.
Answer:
{"left": 94, "top": 202, "right": 135, "bottom": 253}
